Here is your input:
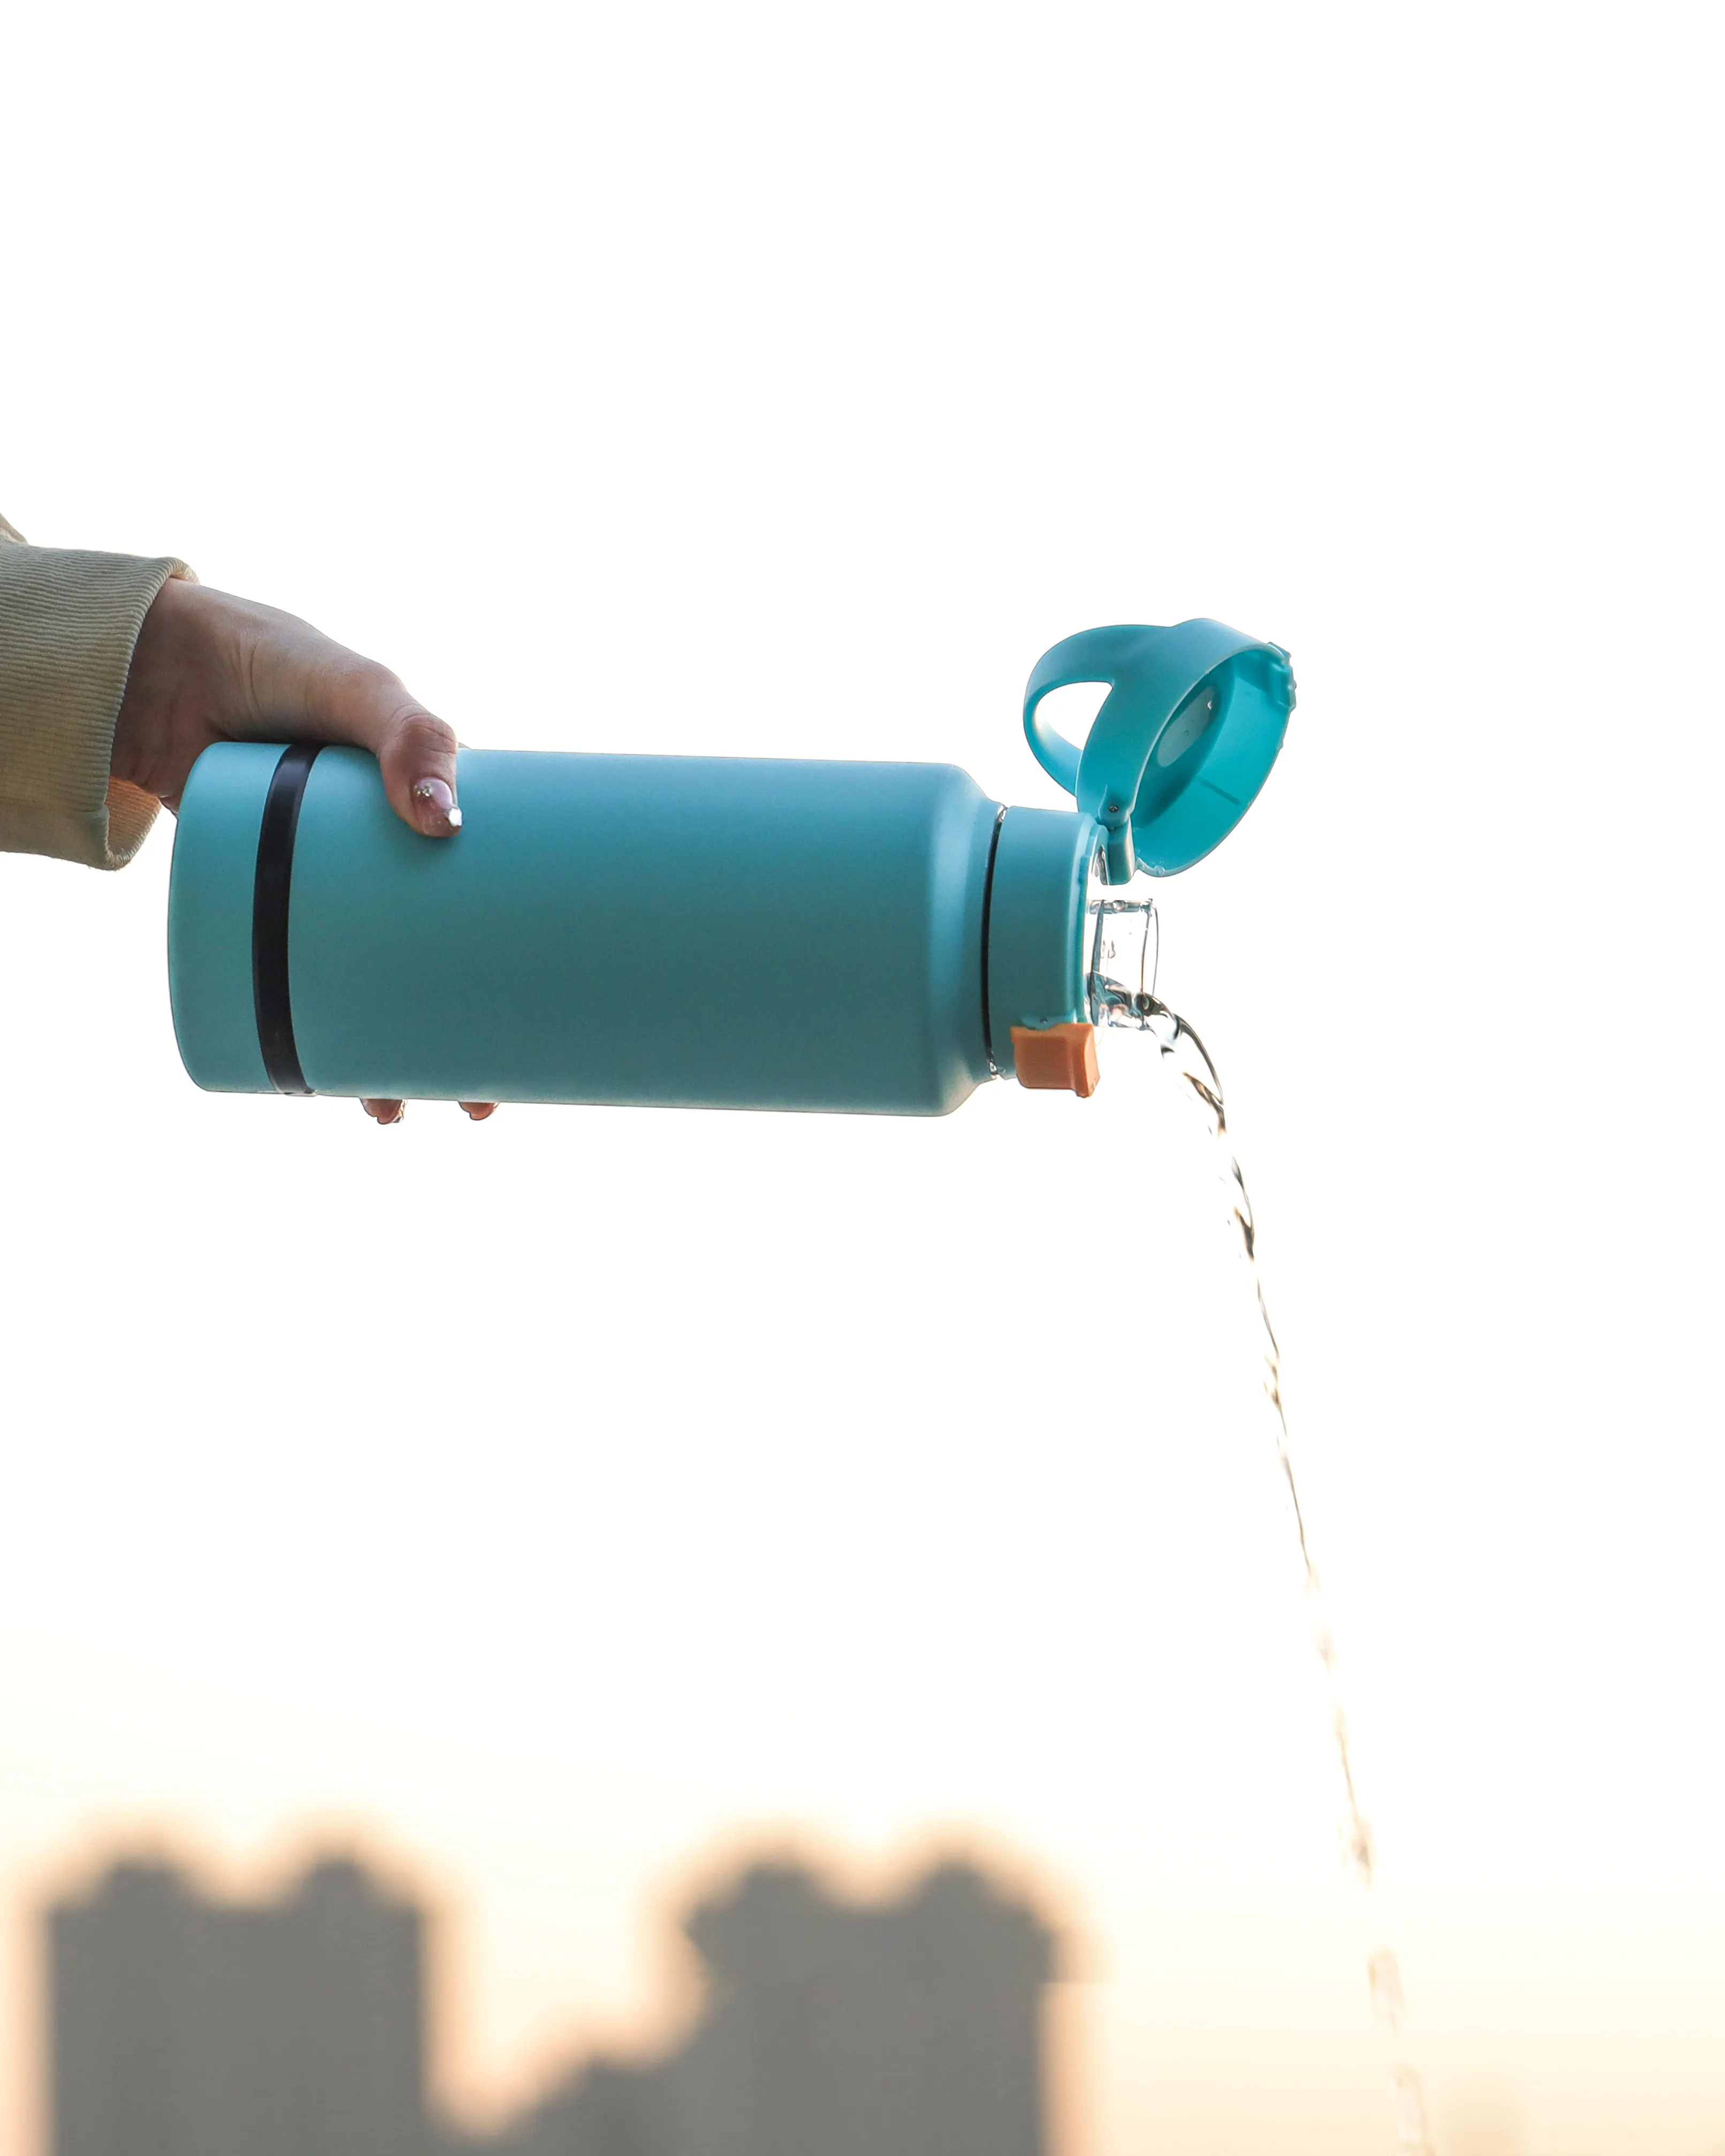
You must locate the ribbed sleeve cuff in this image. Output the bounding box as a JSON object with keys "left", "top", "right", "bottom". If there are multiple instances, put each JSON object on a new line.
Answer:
{"left": 0, "top": 544, "right": 194, "bottom": 869}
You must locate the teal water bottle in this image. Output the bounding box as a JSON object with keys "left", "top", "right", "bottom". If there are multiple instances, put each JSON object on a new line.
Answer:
{"left": 165, "top": 622, "right": 1293, "bottom": 1115}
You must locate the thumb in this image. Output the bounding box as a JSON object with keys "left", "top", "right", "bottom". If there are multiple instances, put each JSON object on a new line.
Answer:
{"left": 371, "top": 704, "right": 463, "bottom": 837}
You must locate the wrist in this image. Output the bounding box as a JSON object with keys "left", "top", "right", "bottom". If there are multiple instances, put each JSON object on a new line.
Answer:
{"left": 110, "top": 573, "right": 211, "bottom": 795}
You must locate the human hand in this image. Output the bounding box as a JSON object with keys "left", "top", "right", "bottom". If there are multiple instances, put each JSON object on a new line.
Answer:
{"left": 113, "top": 575, "right": 464, "bottom": 832}
{"left": 116, "top": 577, "right": 494, "bottom": 1126}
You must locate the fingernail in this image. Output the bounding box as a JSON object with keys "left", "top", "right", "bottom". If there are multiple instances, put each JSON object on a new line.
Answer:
{"left": 460, "top": 1101, "right": 497, "bottom": 1121}
{"left": 410, "top": 778, "right": 461, "bottom": 835}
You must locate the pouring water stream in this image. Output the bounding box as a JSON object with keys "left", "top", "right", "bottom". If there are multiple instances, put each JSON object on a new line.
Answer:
{"left": 1093, "top": 895, "right": 1433, "bottom": 2153}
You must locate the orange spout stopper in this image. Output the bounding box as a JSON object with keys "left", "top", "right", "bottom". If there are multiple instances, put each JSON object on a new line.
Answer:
{"left": 1009, "top": 1022, "right": 1100, "bottom": 1098}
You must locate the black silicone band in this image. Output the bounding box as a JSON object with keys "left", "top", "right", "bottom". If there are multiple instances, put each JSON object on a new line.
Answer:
{"left": 251, "top": 742, "right": 322, "bottom": 1095}
{"left": 978, "top": 805, "right": 1007, "bottom": 1075}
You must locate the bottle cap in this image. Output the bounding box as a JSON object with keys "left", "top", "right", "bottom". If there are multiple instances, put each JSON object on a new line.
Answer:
{"left": 1023, "top": 621, "right": 1295, "bottom": 881}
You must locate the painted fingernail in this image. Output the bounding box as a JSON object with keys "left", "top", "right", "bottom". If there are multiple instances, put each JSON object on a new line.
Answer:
{"left": 410, "top": 778, "right": 461, "bottom": 834}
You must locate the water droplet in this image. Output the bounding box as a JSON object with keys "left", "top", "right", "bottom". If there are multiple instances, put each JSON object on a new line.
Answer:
{"left": 1368, "top": 1949, "right": 1407, "bottom": 2032}
{"left": 1392, "top": 2065, "right": 1435, "bottom": 2153}
{"left": 1341, "top": 1814, "right": 1377, "bottom": 1888}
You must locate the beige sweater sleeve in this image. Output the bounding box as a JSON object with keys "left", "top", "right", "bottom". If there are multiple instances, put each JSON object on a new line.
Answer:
{"left": 0, "top": 509, "right": 194, "bottom": 869}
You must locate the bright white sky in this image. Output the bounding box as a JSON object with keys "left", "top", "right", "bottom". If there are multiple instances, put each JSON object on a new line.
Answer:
{"left": 3, "top": 5, "right": 1721, "bottom": 2154}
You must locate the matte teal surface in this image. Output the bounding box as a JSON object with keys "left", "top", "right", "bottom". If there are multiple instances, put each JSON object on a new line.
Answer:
{"left": 1023, "top": 620, "right": 1295, "bottom": 880}
{"left": 227, "top": 748, "right": 1007, "bottom": 1113}
{"left": 165, "top": 742, "right": 279, "bottom": 1093}
{"left": 986, "top": 809, "right": 1097, "bottom": 1074}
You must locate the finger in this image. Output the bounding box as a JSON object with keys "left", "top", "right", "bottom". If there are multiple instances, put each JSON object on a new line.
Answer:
{"left": 361, "top": 1098, "right": 406, "bottom": 1124}
{"left": 459, "top": 1102, "right": 498, "bottom": 1121}
{"left": 376, "top": 707, "right": 463, "bottom": 838}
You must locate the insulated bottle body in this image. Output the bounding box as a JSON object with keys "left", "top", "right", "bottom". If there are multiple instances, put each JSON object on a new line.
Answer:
{"left": 165, "top": 619, "right": 1294, "bottom": 1117}
{"left": 167, "top": 745, "right": 1097, "bottom": 1115}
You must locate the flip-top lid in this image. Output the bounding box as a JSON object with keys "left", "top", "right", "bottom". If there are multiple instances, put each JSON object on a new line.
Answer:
{"left": 1023, "top": 621, "right": 1295, "bottom": 881}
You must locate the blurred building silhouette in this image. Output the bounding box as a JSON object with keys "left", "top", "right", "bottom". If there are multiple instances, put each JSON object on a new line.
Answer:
{"left": 49, "top": 1856, "right": 424, "bottom": 2156}
{"left": 45, "top": 1849, "right": 1060, "bottom": 2156}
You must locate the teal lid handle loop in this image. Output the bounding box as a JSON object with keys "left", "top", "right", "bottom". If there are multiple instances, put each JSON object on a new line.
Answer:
{"left": 1024, "top": 621, "right": 1295, "bottom": 881}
